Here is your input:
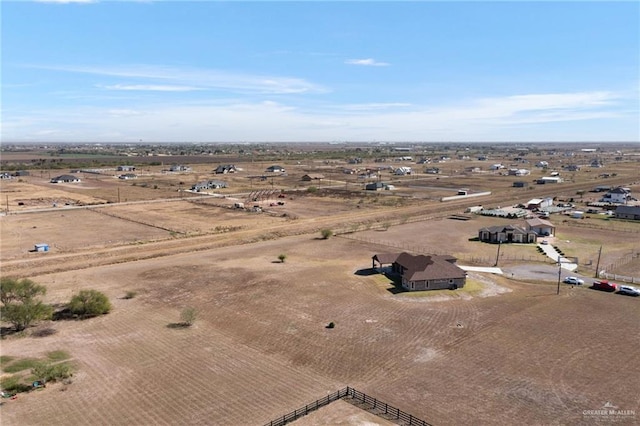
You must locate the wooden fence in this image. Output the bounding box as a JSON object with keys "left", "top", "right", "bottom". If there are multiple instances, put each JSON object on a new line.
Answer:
{"left": 264, "top": 386, "right": 431, "bottom": 426}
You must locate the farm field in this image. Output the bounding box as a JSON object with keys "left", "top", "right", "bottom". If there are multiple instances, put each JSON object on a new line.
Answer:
{"left": 1, "top": 231, "right": 639, "bottom": 426}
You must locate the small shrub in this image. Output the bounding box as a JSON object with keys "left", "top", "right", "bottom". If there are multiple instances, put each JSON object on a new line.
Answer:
{"left": 123, "top": 291, "right": 137, "bottom": 300}
{"left": 307, "top": 186, "right": 318, "bottom": 193}
{"left": 320, "top": 229, "right": 333, "bottom": 239}
{"left": 326, "top": 322, "right": 335, "bottom": 329}
{"left": 180, "top": 307, "right": 197, "bottom": 326}
{"left": 278, "top": 253, "right": 287, "bottom": 263}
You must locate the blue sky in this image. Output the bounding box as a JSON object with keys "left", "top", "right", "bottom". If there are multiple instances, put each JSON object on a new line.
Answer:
{"left": 2, "top": 1, "right": 639, "bottom": 143}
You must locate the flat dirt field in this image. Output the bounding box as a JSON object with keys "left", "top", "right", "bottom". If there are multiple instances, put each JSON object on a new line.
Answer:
{"left": 1, "top": 227, "right": 639, "bottom": 426}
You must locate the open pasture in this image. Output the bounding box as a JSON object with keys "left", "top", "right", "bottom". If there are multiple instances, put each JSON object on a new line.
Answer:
{"left": 1, "top": 233, "right": 639, "bottom": 426}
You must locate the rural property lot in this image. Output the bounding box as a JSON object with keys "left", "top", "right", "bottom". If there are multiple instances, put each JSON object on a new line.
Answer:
{"left": 2, "top": 145, "right": 639, "bottom": 425}
{"left": 1, "top": 233, "right": 639, "bottom": 426}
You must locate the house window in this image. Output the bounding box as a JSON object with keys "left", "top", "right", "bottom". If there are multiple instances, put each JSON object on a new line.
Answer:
{"left": 411, "top": 282, "right": 414, "bottom": 290}
{"left": 449, "top": 279, "right": 454, "bottom": 284}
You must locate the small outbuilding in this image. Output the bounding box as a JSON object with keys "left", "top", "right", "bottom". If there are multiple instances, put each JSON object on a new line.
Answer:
{"left": 34, "top": 243, "right": 49, "bottom": 252}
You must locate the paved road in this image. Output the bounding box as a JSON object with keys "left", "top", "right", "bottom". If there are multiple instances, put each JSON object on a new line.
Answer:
{"left": 502, "top": 263, "right": 594, "bottom": 284}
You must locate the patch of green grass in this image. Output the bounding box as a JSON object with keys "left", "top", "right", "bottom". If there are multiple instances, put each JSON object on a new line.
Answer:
{"left": 3, "top": 358, "right": 39, "bottom": 373}
{"left": 0, "top": 375, "right": 31, "bottom": 394}
{"left": 0, "top": 355, "right": 15, "bottom": 367}
{"left": 400, "top": 279, "right": 484, "bottom": 298}
{"left": 46, "top": 350, "right": 71, "bottom": 362}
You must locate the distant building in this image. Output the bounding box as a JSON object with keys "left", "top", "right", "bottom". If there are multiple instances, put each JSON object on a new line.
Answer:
{"left": 537, "top": 176, "right": 562, "bottom": 184}
{"left": 117, "top": 165, "right": 136, "bottom": 172}
{"left": 526, "top": 198, "right": 553, "bottom": 210}
{"left": 365, "top": 182, "right": 386, "bottom": 191}
{"left": 615, "top": 205, "right": 640, "bottom": 220}
{"left": 191, "top": 180, "right": 227, "bottom": 191}
{"left": 513, "top": 181, "right": 529, "bottom": 188}
{"left": 266, "top": 165, "right": 285, "bottom": 173}
{"left": 118, "top": 173, "right": 137, "bottom": 180}
{"left": 34, "top": 243, "right": 49, "bottom": 252}
{"left": 169, "top": 164, "right": 191, "bottom": 172}
{"left": 301, "top": 173, "right": 325, "bottom": 182}
{"left": 214, "top": 164, "right": 237, "bottom": 174}
{"left": 50, "top": 175, "right": 81, "bottom": 183}
{"left": 394, "top": 166, "right": 412, "bottom": 175}
{"left": 508, "top": 168, "right": 530, "bottom": 176}
{"left": 425, "top": 167, "right": 440, "bottom": 174}
{"left": 600, "top": 187, "right": 631, "bottom": 204}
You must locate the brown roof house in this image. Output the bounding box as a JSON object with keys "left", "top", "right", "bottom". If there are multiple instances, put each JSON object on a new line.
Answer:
{"left": 525, "top": 218, "right": 555, "bottom": 237}
{"left": 372, "top": 252, "right": 467, "bottom": 291}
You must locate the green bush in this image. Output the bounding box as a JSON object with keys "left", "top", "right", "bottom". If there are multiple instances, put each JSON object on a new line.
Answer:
{"left": 320, "top": 229, "right": 333, "bottom": 239}
{"left": 68, "top": 290, "right": 111, "bottom": 318}
{"left": 31, "top": 361, "right": 73, "bottom": 384}
{"left": 1, "top": 278, "right": 53, "bottom": 331}
{"left": 0, "top": 376, "right": 31, "bottom": 394}
{"left": 180, "top": 307, "right": 197, "bottom": 326}
{"left": 123, "top": 291, "right": 137, "bottom": 300}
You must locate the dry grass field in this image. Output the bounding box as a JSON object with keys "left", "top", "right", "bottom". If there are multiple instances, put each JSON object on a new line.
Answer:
{"left": 1, "top": 229, "right": 639, "bottom": 425}
{"left": 1, "top": 148, "right": 639, "bottom": 425}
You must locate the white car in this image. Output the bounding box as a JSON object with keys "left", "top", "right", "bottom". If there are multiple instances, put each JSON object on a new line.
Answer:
{"left": 618, "top": 285, "right": 640, "bottom": 296}
{"left": 563, "top": 276, "right": 584, "bottom": 285}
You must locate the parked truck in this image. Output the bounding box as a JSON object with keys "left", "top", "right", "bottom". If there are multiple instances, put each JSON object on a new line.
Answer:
{"left": 592, "top": 280, "right": 618, "bottom": 292}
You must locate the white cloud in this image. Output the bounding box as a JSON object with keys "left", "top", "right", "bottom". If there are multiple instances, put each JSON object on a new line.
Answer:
{"left": 100, "top": 84, "right": 203, "bottom": 92}
{"left": 341, "top": 103, "right": 412, "bottom": 111}
{"left": 34, "top": 0, "right": 98, "bottom": 3}
{"left": 30, "top": 64, "right": 328, "bottom": 95}
{"left": 3, "top": 90, "right": 635, "bottom": 142}
{"left": 345, "top": 58, "right": 390, "bottom": 67}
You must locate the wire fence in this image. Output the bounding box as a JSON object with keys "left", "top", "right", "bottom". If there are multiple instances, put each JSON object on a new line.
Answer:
{"left": 340, "top": 234, "right": 556, "bottom": 266}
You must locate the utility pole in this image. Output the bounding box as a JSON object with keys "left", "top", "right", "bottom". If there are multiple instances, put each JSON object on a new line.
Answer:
{"left": 594, "top": 245, "right": 602, "bottom": 278}
{"left": 557, "top": 259, "right": 562, "bottom": 295}
{"left": 5, "top": 194, "right": 9, "bottom": 214}
{"left": 117, "top": 187, "right": 121, "bottom": 203}
{"left": 494, "top": 241, "right": 502, "bottom": 267}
